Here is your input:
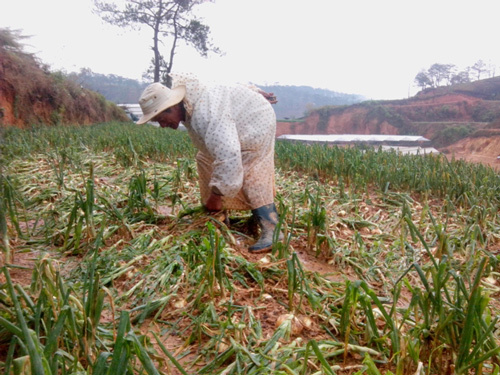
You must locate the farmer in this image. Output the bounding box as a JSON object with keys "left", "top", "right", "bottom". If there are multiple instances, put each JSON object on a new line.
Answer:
{"left": 136, "top": 72, "right": 282, "bottom": 253}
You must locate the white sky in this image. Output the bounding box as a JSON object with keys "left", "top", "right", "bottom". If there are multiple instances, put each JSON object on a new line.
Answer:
{"left": 2, "top": 0, "right": 500, "bottom": 100}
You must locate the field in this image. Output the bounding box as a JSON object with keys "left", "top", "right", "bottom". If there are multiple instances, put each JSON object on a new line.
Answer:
{"left": 1, "top": 122, "right": 500, "bottom": 375}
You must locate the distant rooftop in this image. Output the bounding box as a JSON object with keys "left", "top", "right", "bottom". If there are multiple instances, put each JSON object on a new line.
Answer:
{"left": 380, "top": 146, "right": 440, "bottom": 155}
{"left": 277, "top": 134, "right": 430, "bottom": 143}
{"left": 119, "top": 104, "right": 142, "bottom": 121}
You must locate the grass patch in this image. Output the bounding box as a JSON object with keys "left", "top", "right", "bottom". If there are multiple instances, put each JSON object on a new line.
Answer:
{"left": 1, "top": 123, "right": 500, "bottom": 374}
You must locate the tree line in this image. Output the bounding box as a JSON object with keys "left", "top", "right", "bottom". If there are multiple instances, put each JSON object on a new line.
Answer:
{"left": 67, "top": 68, "right": 148, "bottom": 104}
{"left": 414, "top": 60, "right": 496, "bottom": 90}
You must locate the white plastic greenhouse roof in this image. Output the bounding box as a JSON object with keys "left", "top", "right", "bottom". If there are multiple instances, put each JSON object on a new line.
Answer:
{"left": 380, "top": 146, "right": 440, "bottom": 155}
{"left": 119, "top": 103, "right": 143, "bottom": 119}
{"left": 277, "top": 134, "right": 429, "bottom": 143}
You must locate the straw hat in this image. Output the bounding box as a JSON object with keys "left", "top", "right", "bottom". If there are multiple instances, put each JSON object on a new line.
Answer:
{"left": 136, "top": 83, "right": 186, "bottom": 124}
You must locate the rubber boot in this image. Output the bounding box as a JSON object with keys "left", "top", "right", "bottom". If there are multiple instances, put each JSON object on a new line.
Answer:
{"left": 248, "top": 203, "right": 282, "bottom": 253}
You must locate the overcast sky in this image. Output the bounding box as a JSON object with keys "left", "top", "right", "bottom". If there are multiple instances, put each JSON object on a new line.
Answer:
{"left": 2, "top": 0, "right": 500, "bottom": 100}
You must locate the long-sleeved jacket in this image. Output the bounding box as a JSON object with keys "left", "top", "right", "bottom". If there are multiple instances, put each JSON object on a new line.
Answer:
{"left": 171, "top": 72, "right": 277, "bottom": 209}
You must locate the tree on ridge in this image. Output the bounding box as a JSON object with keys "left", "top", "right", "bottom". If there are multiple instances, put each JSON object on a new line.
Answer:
{"left": 93, "top": 0, "right": 220, "bottom": 86}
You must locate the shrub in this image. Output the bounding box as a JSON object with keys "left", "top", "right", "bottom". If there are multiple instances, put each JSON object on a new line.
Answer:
{"left": 431, "top": 124, "right": 474, "bottom": 147}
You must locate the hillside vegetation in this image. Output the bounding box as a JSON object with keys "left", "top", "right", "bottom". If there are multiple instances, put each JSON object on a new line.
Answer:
{"left": 68, "top": 68, "right": 149, "bottom": 105}
{"left": 69, "top": 69, "right": 365, "bottom": 121}
{"left": 417, "top": 76, "right": 500, "bottom": 100}
{"left": 259, "top": 84, "right": 364, "bottom": 119}
{"left": 0, "top": 29, "right": 129, "bottom": 128}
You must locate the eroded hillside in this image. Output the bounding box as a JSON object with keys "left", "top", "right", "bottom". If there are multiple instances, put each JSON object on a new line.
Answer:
{"left": 277, "top": 76, "right": 500, "bottom": 170}
{"left": 441, "top": 136, "right": 500, "bottom": 170}
{"left": 0, "top": 29, "right": 129, "bottom": 127}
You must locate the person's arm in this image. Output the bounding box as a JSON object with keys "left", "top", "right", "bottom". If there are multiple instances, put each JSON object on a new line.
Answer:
{"left": 204, "top": 189, "right": 223, "bottom": 212}
{"left": 257, "top": 88, "right": 278, "bottom": 104}
{"left": 247, "top": 84, "right": 278, "bottom": 104}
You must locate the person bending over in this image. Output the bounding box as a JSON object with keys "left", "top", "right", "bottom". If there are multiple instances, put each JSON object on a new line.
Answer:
{"left": 137, "top": 72, "right": 282, "bottom": 253}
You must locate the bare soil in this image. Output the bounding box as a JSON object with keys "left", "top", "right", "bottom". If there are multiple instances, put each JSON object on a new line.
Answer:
{"left": 441, "top": 135, "right": 500, "bottom": 171}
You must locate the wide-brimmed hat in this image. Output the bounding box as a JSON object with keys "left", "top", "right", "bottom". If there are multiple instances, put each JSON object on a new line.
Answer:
{"left": 136, "top": 83, "right": 186, "bottom": 124}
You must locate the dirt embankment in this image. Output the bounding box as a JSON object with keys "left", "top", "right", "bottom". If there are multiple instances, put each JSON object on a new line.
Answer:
{"left": 441, "top": 136, "right": 500, "bottom": 170}
{"left": 277, "top": 93, "right": 492, "bottom": 137}
{"left": 385, "top": 93, "right": 481, "bottom": 121}
{"left": 276, "top": 109, "right": 398, "bottom": 137}
{"left": 0, "top": 40, "right": 129, "bottom": 128}
{"left": 0, "top": 85, "right": 15, "bottom": 125}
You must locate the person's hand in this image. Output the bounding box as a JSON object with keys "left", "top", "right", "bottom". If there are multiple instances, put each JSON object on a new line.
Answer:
{"left": 258, "top": 89, "right": 278, "bottom": 104}
{"left": 204, "top": 192, "right": 223, "bottom": 212}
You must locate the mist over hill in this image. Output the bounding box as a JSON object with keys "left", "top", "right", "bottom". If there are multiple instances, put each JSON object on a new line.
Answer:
{"left": 67, "top": 69, "right": 148, "bottom": 105}
{"left": 258, "top": 85, "right": 365, "bottom": 119}
{"left": 70, "top": 70, "right": 365, "bottom": 120}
